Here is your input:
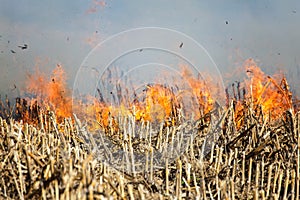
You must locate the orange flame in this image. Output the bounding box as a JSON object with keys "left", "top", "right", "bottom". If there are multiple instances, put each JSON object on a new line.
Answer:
{"left": 235, "top": 59, "right": 293, "bottom": 121}
{"left": 13, "top": 60, "right": 295, "bottom": 131}
{"left": 181, "top": 66, "right": 214, "bottom": 115}
{"left": 25, "top": 64, "right": 72, "bottom": 122}
{"left": 133, "top": 84, "right": 179, "bottom": 122}
{"left": 90, "top": 66, "right": 215, "bottom": 129}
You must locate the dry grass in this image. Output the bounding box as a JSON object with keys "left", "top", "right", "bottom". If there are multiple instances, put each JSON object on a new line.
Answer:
{"left": 0, "top": 103, "right": 299, "bottom": 199}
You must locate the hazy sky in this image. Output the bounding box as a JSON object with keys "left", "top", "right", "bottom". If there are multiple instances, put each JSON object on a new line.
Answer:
{"left": 0, "top": 0, "right": 299, "bottom": 98}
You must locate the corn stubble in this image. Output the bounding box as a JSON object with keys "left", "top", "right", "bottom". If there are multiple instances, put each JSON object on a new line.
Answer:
{"left": 0, "top": 61, "right": 299, "bottom": 199}
{"left": 0, "top": 101, "right": 299, "bottom": 200}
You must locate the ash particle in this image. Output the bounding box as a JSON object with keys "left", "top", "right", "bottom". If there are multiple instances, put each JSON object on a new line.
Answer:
{"left": 179, "top": 42, "right": 183, "bottom": 48}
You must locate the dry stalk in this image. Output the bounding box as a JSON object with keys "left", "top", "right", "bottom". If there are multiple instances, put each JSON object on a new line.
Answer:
{"left": 165, "top": 158, "right": 169, "bottom": 196}
{"left": 283, "top": 169, "right": 290, "bottom": 200}
{"left": 266, "top": 163, "right": 273, "bottom": 197}
{"left": 242, "top": 151, "right": 246, "bottom": 186}
{"left": 255, "top": 162, "right": 260, "bottom": 192}
{"left": 276, "top": 169, "right": 283, "bottom": 198}
{"left": 246, "top": 157, "right": 253, "bottom": 198}
{"left": 291, "top": 170, "right": 296, "bottom": 200}
{"left": 0, "top": 95, "right": 298, "bottom": 199}
{"left": 230, "top": 178, "right": 235, "bottom": 200}
{"left": 176, "top": 158, "right": 182, "bottom": 199}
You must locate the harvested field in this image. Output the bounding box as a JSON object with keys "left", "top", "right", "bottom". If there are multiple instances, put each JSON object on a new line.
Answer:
{"left": 0, "top": 62, "right": 299, "bottom": 199}
{"left": 0, "top": 103, "right": 299, "bottom": 199}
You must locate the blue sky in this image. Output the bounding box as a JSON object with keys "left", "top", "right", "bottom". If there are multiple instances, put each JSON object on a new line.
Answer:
{"left": 0, "top": 0, "right": 299, "bottom": 97}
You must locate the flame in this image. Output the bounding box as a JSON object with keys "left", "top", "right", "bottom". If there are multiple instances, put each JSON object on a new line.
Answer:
{"left": 234, "top": 59, "right": 293, "bottom": 123}
{"left": 25, "top": 64, "right": 72, "bottom": 122}
{"left": 1, "top": 59, "right": 296, "bottom": 133}
{"left": 90, "top": 66, "right": 215, "bottom": 129}
{"left": 13, "top": 63, "right": 215, "bottom": 130}
{"left": 133, "top": 84, "right": 179, "bottom": 122}
{"left": 180, "top": 66, "right": 214, "bottom": 115}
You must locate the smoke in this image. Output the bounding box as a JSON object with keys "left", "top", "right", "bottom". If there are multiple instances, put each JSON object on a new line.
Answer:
{"left": 0, "top": 0, "right": 299, "bottom": 99}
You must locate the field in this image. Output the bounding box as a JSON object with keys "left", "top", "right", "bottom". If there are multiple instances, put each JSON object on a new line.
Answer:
{"left": 0, "top": 63, "right": 299, "bottom": 199}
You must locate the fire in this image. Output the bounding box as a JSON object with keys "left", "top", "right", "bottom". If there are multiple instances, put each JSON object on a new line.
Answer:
{"left": 180, "top": 66, "right": 214, "bottom": 115}
{"left": 86, "top": 84, "right": 180, "bottom": 131}
{"left": 233, "top": 59, "right": 293, "bottom": 123}
{"left": 0, "top": 59, "right": 296, "bottom": 133}
{"left": 24, "top": 64, "right": 72, "bottom": 123}
{"left": 133, "top": 84, "right": 179, "bottom": 122}
{"left": 90, "top": 66, "right": 214, "bottom": 129}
